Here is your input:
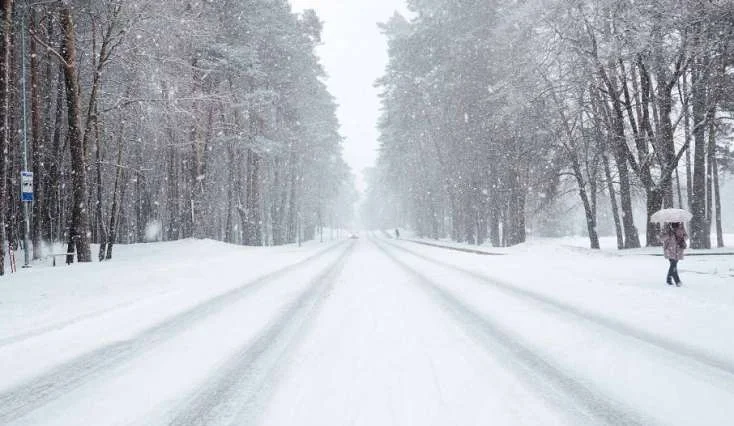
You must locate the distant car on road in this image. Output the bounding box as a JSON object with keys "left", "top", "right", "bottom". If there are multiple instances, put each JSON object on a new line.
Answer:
{"left": 349, "top": 233, "right": 359, "bottom": 239}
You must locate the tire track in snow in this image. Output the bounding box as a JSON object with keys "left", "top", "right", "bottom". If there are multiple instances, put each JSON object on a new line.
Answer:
{"left": 0, "top": 241, "right": 349, "bottom": 423}
{"left": 403, "top": 238, "right": 502, "bottom": 255}
{"left": 373, "top": 237, "right": 651, "bottom": 426}
{"left": 0, "top": 293, "right": 171, "bottom": 348}
{"left": 382, "top": 237, "right": 734, "bottom": 379}
{"left": 164, "top": 242, "right": 354, "bottom": 426}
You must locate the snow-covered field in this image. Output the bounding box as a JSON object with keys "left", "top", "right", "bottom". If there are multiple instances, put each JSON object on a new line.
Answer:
{"left": 1, "top": 234, "right": 733, "bottom": 425}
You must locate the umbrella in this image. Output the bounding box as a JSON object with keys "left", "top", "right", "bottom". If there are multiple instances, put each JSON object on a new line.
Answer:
{"left": 650, "top": 208, "right": 693, "bottom": 223}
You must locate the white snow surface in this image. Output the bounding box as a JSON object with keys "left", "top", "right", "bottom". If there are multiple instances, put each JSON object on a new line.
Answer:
{"left": 1, "top": 235, "right": 733, "bottom": 425}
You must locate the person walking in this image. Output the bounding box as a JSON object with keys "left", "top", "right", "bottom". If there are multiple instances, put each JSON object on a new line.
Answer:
{"left": 660, "top": 222, "right": 687, "bottom": 286}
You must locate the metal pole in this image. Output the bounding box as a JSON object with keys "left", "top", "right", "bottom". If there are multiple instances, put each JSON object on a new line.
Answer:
{"left": 20, "top": 6, "right": 31, "bottom": 268}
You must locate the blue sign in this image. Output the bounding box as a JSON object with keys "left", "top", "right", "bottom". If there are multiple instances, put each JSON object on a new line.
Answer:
{"left": 21, "top": 171, "right": 33, "bottom": 202}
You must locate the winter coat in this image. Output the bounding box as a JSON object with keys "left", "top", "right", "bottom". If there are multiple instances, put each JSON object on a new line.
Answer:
{"left": 661, "top": 227, "right": 687, "bottom": 260}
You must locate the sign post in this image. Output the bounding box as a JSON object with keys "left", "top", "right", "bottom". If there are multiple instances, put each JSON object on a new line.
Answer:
{"left": 21, "top": 171, "right": 33, "bottom": 202}
{"left": 21, "top": 171, "right": 33, "bottom": 268}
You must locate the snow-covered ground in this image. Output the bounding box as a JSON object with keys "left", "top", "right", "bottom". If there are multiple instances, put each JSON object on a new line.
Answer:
{"left": 1, "top": 235, "right": 733, "bottom": 425}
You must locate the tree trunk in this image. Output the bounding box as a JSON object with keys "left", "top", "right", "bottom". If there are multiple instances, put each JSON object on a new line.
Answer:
{"left": 635, "top": 59, "right": 665, "bottom": 247}
{"left": 589, "top": 86, "right": 623, "bottom": 250}
{"left": 187, "top": 61, "right": 211, "bottom": 240}
{"left": 603, "top": 74, "right": 640, "bottom": 249}
{"left": 85, "top": 15, "right": 116, "bottom": 255}
{"left": 680, "top": 73, "right": 693, "bottom": 211}
{"left": 243, "top": 148, "right": 262, "bottom": 246}
{"left": 575, "top": 161, "right": 600, "bottom": 249}
{"left": 46, "top": 65, "right": 64, "bottom": 244}
{"left": 0, "top": 0, "right": 12, "bottom": 275}
{"left": 612, "top": 134, "right": 640, "bottom": 248}
{"left": 166, "top": 127, "right": 179, "bottom": 240}
{"left": 94, "top": 110, "right": 106, "bottom": 259}
{"left": 270, "top": 163, "right": 283, "bottom": 245}
{"left": 464, "top": 189, "right": 476, "bottom": 245}
{"left": 476, "top": 192, "right": 487, "bottom": 246}
{"left": 488, "top": 184, "right": 501, "bottom": 247}
{"left": 287, "top": 164, "right": 298, "bottom": 244}
{"left": 704, "top": 120, "right": 715, "bottom": 246}
{"left": 656, "top": 82, "right": 677, "bottom": 211}
{"left": 107, "top": 169, "right": 127, "bottom": 259}
{"left": 712, "top": 142, "right": 723, "bottom": 248}
{"left": 690, "top": 58, "right": 709, "bottom": 249}
{"left": 603, "top": 153, "right": 624, "bottom": 249}
{"left": 505, "top": 167, "right": 526, "bottom": 246}
{"left": 7, "top": 44, "right": 18, "bottom": 251}
{"left": 646, "top": 187, "right": 663, "bottom": 245}
{"left": 60, "top": 3, "right": 91, "bottom": 262}
{"left": 675, "top": 167, "right": 684, "bottom": 209}
{"left": 104, "top": 138, "right": 124, "bottom": 260}
{"left": 224, "top": 142, "right": 235, "bottom": 243}
{"left": 30, "top": 9, "right": 44, "bottom": 260}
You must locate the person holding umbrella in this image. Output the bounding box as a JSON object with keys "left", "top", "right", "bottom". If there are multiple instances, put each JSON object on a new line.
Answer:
{"left": 651, "top": 208, "right": 692, "bottom": 287}
{"left": 660, "top": 222, "right": 687, "bottom": 286}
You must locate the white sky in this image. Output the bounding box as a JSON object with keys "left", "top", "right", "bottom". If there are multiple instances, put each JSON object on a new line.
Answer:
{"left": 289, "top": 0, "right": 408, "bottom": 192}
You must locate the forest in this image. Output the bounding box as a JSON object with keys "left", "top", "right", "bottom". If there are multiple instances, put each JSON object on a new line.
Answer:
{"left": 0, "top": 0, "right": 355, "bottom": 274}
{"left": 2, "top": 0, "right": 733, "bottom": 278}
{"left": 364, "top": 0, "right": 734, "bottom": 250}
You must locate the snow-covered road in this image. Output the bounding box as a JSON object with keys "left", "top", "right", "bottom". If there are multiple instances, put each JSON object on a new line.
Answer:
{"left": 1, "top": 236, "right": 733, "bottom": 425}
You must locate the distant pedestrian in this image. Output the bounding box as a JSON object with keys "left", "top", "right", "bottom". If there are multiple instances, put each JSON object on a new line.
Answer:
{"left": 395, "top": 228, "right": 400, "bottom": 239}
{"left": 660, "top": 222, "right": 687, "bottom": 286}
